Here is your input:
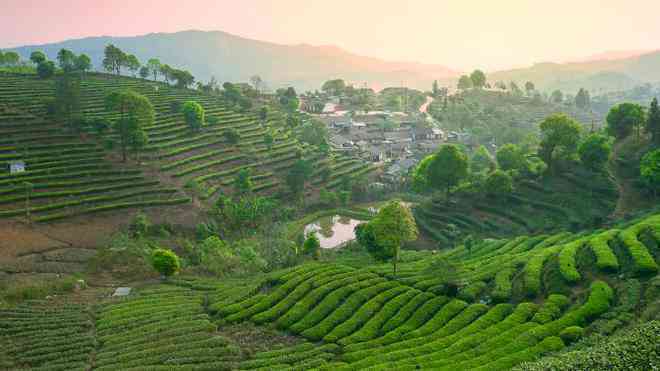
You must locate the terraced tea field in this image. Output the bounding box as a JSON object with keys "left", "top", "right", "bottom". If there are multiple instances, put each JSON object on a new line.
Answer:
{"left": 0, "top": 73, "right": 375, "bottom": 223}
{"left": 2, "top": 213, "right": 658, "bottom": 370}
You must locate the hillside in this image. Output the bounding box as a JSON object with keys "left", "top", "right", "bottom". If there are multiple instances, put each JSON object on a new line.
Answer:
{"left": 1, "top": 212, "right": 658, "bottom": 370}
{"left": 6, "top": 30, "right": 457, "bottom": 91}
{"left": 488, "top": 50, "right": 660, "bottom": 94}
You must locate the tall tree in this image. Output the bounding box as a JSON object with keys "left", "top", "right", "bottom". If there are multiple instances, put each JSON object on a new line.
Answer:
{"left": 57, "top": 49, "right": 76, "bottom": 72}
{"left": 432, "top": 80, "right": 439, "bottom": 97}
{"left": 471, "top": 145, "right": 495, "bottom": 173}
{"left": 646, "top": 97, "right": 660, "bottom": 145}
{"left": 160, "top": 64, "right": 172, "bottom": 83}
{"left": 538, "top": 113, "right": 582, "bottom": 171}
{"left": 171, "top": 69, "right": 194, "bottom": 88}
{"left": 102, "top": 44, "right": 126, "bottom": 75}
{"left": 147, "top": 58, "right": 161, "bottom": 81}
{"left": 579, "top": 133, "right": 612, "bottom": 171}
{"left": 250, "top": 75, "right": 263, "bottom": 93}
{"left": 74, "top": 54, "right": 92, "bottom": 77}
{"left": 606, "top": 103, "right": 645, "bottom": 140}
{"left": 29, "top": 51, "right": 46, "bottom": 65}
{"left": 321, "top": 79, "right": 346, "bottom": 95}
{"left": 524, "top": 81, "right": 535, "bottom": 95}
{"left": 125, "top": 54, "right": 141, "bottom": 77}
{"left": 457, "top": 75, "right": 473, "bottom": 90}
{"left": 551, "top": 90, "right": 563, "bottom": 104}
{"left": 54, "top": 74, "right": 82, "bottom": 130}
{"left": 575, "top": 88, "right": 591, "bottom": 110}
{"left": 470, "top": 70, "right": 487, "bottom": 89}
{"left": 3, "top": 52, "right": 20, "bottom": 66}
{"left": 426, "top": 145, "right": 469, "bottom": 201}
{"left": 139, "top": 66, "right": 149, "bottom": 79}
{"left": 105, "top": 90, "right": 155, "bottom": 161}
{"left": 285, "top": 159, "right": 313, "bottom": 198}
{"left": 367, "top": 201, "right": 418, "bottom": 275}
{"left": 496, "top": 143, "right": 527, "bottom": 172}
{"left": 182, "top": 101, "right": 205, "bottom": 132}
{"left": 640, "top": 149, "right": 660, "bottom": 197}
{"left": 36, "top": 61, "right": 55, "bottom": 79}
{"left": 233, "top": 168, "right": 253, "bottom": 196}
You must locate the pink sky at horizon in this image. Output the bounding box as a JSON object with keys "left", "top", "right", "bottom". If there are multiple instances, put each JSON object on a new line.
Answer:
{"left": 2, "top": 0, "right": 659, "bottom": 71}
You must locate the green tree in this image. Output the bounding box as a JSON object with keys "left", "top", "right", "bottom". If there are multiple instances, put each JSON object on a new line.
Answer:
{"left": 57, "top": 49, "right": 76, "bottom": 72}
{"left": 224, "top": 128, "right": 241, "bottom": 145}
{"left": 139, "top": 66, "right": 149, "bottom": 79}
{"left": 286, "top": 159, "right": 313, "bottom": 197}
{"left": 263, "top": 131, "right": 274, "bottom": 151}
{"left": 496, "top": 143, "right": 527, "bottom": 172}
{"left": 125, "top": 54, "right": 141, "bottom": 77}
{"left": 29, "top": 51, "right": 46, "bottom": 65}
{"left": 427, "top": 145, "right": 469, "bottom": 201}
{"left": 457, "top": 75, "right": 473, "bottom": 90}
{"left": 105, "top": 90, "right": 155, "bottom": 162}
{"left": 575, "top": 88, "right": 591, "bottom": 110}
{"left": 3, "top": 51, "right": 20, "bottom": 66}
{"left": 74, "top": 54, "right": 92, "bottom": 77}
{"left": 128, "top": 128, "right": 148, "bottom": 160}
{"left": 171, "top": 69, "right": 195, "bottom": 88}
{"left": 606, "top": 103, "right": 645, "bottom": 140}
{"left": 640, "top": 149, "right": 660, "bottom": 196}
{"left": 147, "top": 58, "right": 161, "bottom": 81}
{"left": 525, "top": 81, "right": 535, "bottom": 95}
{"left": 300, "top": 120, "right": 328, "bottom": 145}
{"left": 321, "top": 79, "right": 346, "bottom": 95}
{"left": 484, "top": 170, "right": 514, "bottom": 199}
{"left": 182, "top": 101, "right": 205, "bottom": 132}
{"left": 160, "top": 64, "right": 173, "bottom": 83}
{"left": 102, "top": 44, "right": 126, "bottom": 75}
{"left": 471, "top": 145, "right": 495, "bottom": 173}
{"left": 368, "top": 201, "right": 418, "bottom": 275}
{"left": 646, "top": 97, "right": 660, "bottom": 145}
{"left": 470, "top": 70, "right": 486, "bottom": 89}
{"left": 36, "top": 61, "right": 55, "bottom": 79}
{"left": 151, "top": 248, "right": 180, "bottom": 278}
{"left": 538, "top": 114, "right": 581, "bottom": 171}
{"left": 551, "top": 90, "right": 563, "bottom": 104}
{"left": 54, "top": 74, "right": 82, "bottom": 130}
{"left": 303, "top": 232, "right": 321, "bottom": 260}
{"left": 578, "top": 133, "right": 612, "bottom": 171}
{"left": 259, "top": 106, "right": 269, "bottom": 122}
{"left": 234, "top": 168, "right": 253, "bottom": 196}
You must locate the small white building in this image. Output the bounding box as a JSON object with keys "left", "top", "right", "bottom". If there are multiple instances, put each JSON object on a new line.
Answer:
{"left": 9, "top": 160, "right": 25, "bottom": 174}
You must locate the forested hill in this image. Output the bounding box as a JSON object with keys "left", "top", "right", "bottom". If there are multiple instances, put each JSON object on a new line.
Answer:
{"left": 6, "top": 30, "right": 457, "bottom": 91}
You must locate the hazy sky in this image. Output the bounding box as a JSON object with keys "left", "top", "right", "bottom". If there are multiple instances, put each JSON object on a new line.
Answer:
{"left": 1, "top": 0, "right": 659, "bottom": 71}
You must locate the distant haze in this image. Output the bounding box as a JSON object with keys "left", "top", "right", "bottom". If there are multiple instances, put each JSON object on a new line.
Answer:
{"left": 2, "top": 0, "right": 660, "bottom": 72}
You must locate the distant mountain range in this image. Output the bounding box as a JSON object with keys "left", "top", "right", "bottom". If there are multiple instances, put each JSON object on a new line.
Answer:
{"left": 5, "top": 30, "right": 456, "bottom": 91}
{"left": 6, "top": 30, "right": 660, "bottom": 94}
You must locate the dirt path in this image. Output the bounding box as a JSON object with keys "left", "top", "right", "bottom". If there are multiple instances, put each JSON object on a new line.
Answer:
{"left": 419, "top": 96, "right": 434, "bottom": 118}
{"left": 609, "top": 137, "right": 646, "bottom": 218}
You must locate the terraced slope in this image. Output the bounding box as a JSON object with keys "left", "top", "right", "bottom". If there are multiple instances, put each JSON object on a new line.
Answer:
{"left": 1, "top": 213, "right": 657, "bottom": 370}
{"left": 414, "top": 166, "right": 618, "bottom": 244}
{"left": 0, "top": 73, "right": 375, "bottom": 222}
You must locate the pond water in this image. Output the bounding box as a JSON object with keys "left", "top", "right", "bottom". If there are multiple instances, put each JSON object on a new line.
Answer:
{"left": 304, "top": 215, "right": 365, "bottom": 249}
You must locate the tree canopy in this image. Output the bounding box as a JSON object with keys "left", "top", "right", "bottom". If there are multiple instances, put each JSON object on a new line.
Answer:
{"left": 646, "top": 98, "right": 660, "bottom": 146}
{"left": 105, "top": 90, "right": 155, "bottom": 161}
{"left": 578, "top": 133, "right": 612, "bottom": 171}
{"left": 496, "top": 143, "right": 527, "bottom": 172}
{"left": 182, "top": 101, "right": 205, "bottom": 132}
{"left": 640, "top": 149, "right": 660, "bottom": 195}
{"left": 457, "top": 75, "right": 473, "bottom": 90}
{"left": 29, "top": 51, "right": 46, "bottom": 65}
{"left": 470, "top": 70, "right": 486, "bottom": 89}
{"left": 426, "top": 145, "right": 469, "bottom": 199}
{"left": 538, "top": 113, "right": 581, "bottom": 171}
{"left": 606, "top": 103, "right": 645, "bottom": 140}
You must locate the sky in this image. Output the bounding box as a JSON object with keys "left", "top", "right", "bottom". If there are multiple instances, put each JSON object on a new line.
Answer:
{"left": 1, "top": 0, "right": 659, "bottom": 71}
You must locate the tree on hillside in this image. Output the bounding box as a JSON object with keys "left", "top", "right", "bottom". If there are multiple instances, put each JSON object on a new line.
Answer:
{"left": 525, "top": 81, "right": 535, "bottom": 95}
{"left": 300, "top": 119, "right": 328, "bottom": 146}
{"left": 538, "top": 113, "right": 582, "bottom": 172}
{"left": 484, "top": 170, "right": 514, "bottom": 199}
{"left": 646, "top": 98, "right": 660, "bottom": 146}
{"left": 139, "top": 66, "right": 149, "bottom": 79}
{"left": 606, "top": 103, "right": 645, "bottom": 140}
{"left": 303, "top": 232, "right": 321, "bottom": 260}
{"left": 151, "top": 248, "right": 180, "bottom": 278}
{"left": 36, "top": 61, "right": 55, "bottom": 79}
{"left": 103, "top": 44, "right": 126, "bottom": 75}
{"left": 0, "top": 51, "right": 4, "bottom": 65}
{"left": 640, "top": 149, "right": 660, "bottom": 197}
{"left": 171, "top": 69, "right": 194, "bottom": 88}
{"left": 365, "top": 201, "right": 418, "bottom": 275}
{"left": 125, "top": 54, "right": 141, "bottom": 77}
{"left": 74, "top": 54, "right": 92, "bottom": 77}
{"left": 160, "top": 64, "right": 173, "bottom": 83}
{"left": 286, "top": 159, "right": 313, "bottom": 198}
{"left": 3, "top": 52, "right": 20, "bottom": 66}
{"left": 457, "top": 75, "right": 473, "bottom": 90}
{"left": 321, "top": 79, "right": 346, "bottom": 96}
{"left": 471, "top": 145, "right": 495, "bottom": 173}
{"left": 29, "top": 51, "right": 46, "bottom": 65}
{"left": 496, "top": 143, "right": 527, "bottom": 172}
{"left": 57, "top": 49, "right": 76, "bottom": 72}
{"left": 233, "top": 168, "right": 253, "bottom": 196}
{"left": 263, "top": 131, "right": 274, "bottom": 151}
{"left": 575, "top": 88, "right": 591, "bottom": 110}
{"left": 54, "top": 74, "right": 82, "bottom": 130}
{"left": 182, "top": 101, "right": 205, "bottom": 132}
{"left": 278, "top": 87, "right": 299, "bottom": 112}
{"left": 105, "top": 90, "right": 155, "bottom": 162}
{"left": 250, "top": 75, "right": 263, "bottom": 94}
{"left": 579, "top": 133, "right": 612, "bottom": 171}
{"left": 470, "top": 70, "right": 486, "bottom": 89}
{"left": 427, "top": 144, "right": 469, "bottom": 201}
{"left": 551, "top": 90, "right": 563, "bottom": 104}
{"left": 432, "top": 80, "right": 439, "bottom": 97}
{"left": 509, "top": 81, "right": 522, "bottom": 96}
{"left": 144, "top": 58, "right": 160, "bottom": 81}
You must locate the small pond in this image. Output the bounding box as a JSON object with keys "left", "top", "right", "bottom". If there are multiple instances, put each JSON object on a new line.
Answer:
{"left": 304, "top": 215, "right": 365, "bottom": 249}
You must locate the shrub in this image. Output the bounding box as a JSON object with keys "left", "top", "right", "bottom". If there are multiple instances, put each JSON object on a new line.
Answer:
{"left": 532, "top": 294, "right": 570, "bottom": 324}
{"left": 587, "top": 230, "right": 620, "bottom": 272}
{"left": 618, "top": 224, "right": 658, "bottom": 275}
{"left": 151, "top": 249, "right": 181, "bottom": 277}
{"left": 558, "top": 237, "right": 587, "bottom": 283}
{"left": 559, "top": 326, "right": 583, "bottom": 343}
